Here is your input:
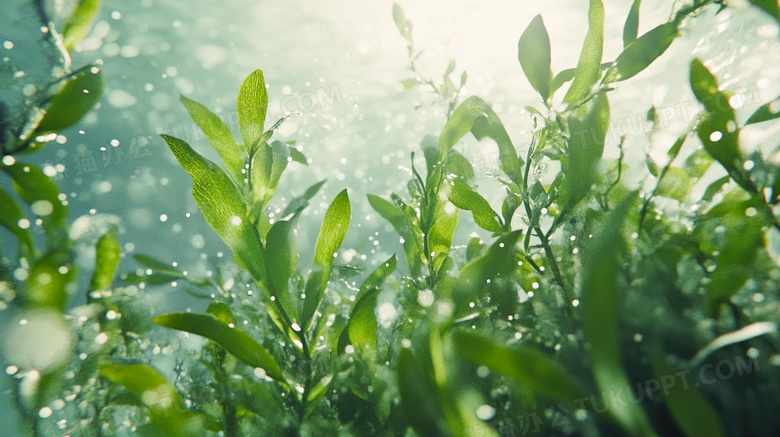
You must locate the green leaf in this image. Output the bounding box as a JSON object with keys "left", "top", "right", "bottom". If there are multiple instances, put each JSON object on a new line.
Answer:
{"left": 347, "top": 255, "right": 396, "bottom": 354}
{"left": 100, "top": 363, "right": 204, "bottom": 436}
{"left": 26, "top": 250, "right": 74, "bottom": 310}
{"left": 281, "top": 179, "right": 326, "bottom": 218}
{"left": 750, "top": 0, "right": 780, "bottom": 23}
{"left": 744, "top": 95, "right": 780, "bottom": 125}
{"left": 446, "top": 150, "right": 475, "bottom": 185}
{"left": 265, "top": 217, "right": 299, "bottom": 321}
{"left": 645, "top": 155, "right": 660, "bottom": 177}
{"left": 700, "top": 176, "right": 731, "bottom": 203}
{"left": 682, "top": 149, "right": 712, "bottom": 179}
{"left": 302, "top": 189, "right": 351, "bottom": 327}
{"left": 288, "top": 146, "right": 308, "bottom": 165}
{"left": 62, "top": 0, "right": 102, "bottom": 50}
{"left": 90, "top": 226, "right": 120, "bottom": 291}
{"left": 0, "top": 186, "right": 35, "bottom": 256}
{"left": 162, "top": 135, "right": 265, "bottom": 282}
{"left": 250, "top": 140, "right": 290, "bottom": 212}
{"left": 581, "top": 192, "right": 654, "bottom": 437}
{"left": 206, "top": 302, "right": 234, "bottom": 325}
{"left": 392, "top": 3, "right": 413, "bottom": 41}
{"left": 655, "top": 167, "right": 691, "bottom": 202}
{"left": 448, "top": 178, "right": 501, "bottom": 233}
{"left": 706, "top": 202, "right": 764, "bottom": 315}
{"left": 452, "top": 230, "right": 523, "bottom": 312}
{"left": 180, "top": 95, "right": 245, "bottom": 183}
{"left": 397, "top": 348, "right": 449, "bottom": 436}
{"left": 237, "top": 70, "right": 268, "bottom": 153}
{"left": 517, "top": 15, "right": 552, "bottom": 101}
{"left": 1, "top": 160, "right": 68, "bottom": 248}
{"left": 367, "top": 193, "right": 422, "bottom": 276}
{"left": 133, "top": 253, "right": 180, "bottom": 274}
{"left": 559, "top": 91, "right": 609, "bottom": 216}
{"left": 439, "top": 96, "right": 521, "bottom": 182}
{"left": 153, "top": 313, "right": 283, "bottom": 380}
{"left": 623, "top": 0, "right": 642, "bottom": 48}
{"left": 552, "top": 62, "right": 613, "bottom": 94}
{"left": 563, "top": 0, "right": 604, "bottom": 105}
{"left": 650, "top": 354, "right": 724, "bottom": 437}
{"left": 689, "top": 59, "right": 748, "bottom": 188}
{"left": 454, "top": 330, "right": 585, "bottom": 401}
{"left": 312, "top": 189, "right": 351, "bottom": 269}
{"left": 605, "top": 22, "right": 679, "bottom": 83}
{"left": 34, "top": 64, "right": 104, "bottom": 135}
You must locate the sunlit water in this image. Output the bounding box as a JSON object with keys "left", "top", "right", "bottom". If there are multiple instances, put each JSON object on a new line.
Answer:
{"left": 2, "top": 0, "right": 780, "bottom": 433}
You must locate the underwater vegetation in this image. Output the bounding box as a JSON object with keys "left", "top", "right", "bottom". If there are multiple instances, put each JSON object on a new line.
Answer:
{"left": 2, "top": 0, "right": 780, "bottom": 436}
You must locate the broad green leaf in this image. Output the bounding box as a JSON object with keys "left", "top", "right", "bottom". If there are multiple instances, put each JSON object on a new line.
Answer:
{"left": 700, "top": 175, "right": 730, "bottom": 203}
{"left": 0, "top": 186, "right": 35, "bottom": 256}
{"left": 62, "top": 0, "right": 101, "bottom": 50}
{"left": 162, "top": 134, "right": 265, "bottom": 282}
{"left": 265, "top": 217, "right": 299, "bottom": 321}
{"left": 689, "top": 59, "right": 747, "bottom": 188}
{"left": 682, "top": 149, "right": 713, "bottom": 179}
{"left": 34, "top": 64, "right": 104, "bottom": 135}
{"left": 452, "top": 230, "right": 523, "bottom": 312}
{"left": 26, "top": 250, "right": 74, "bottom": 310}
{"left": 581, "top": 192, "right": 654, "bottom": 437}
{"left": 180, "top": 95, "right": 245, "bottom": 183}
{"left": 100, "top": 363, "right": 204, "bottom": 436}
{"left": 552, "top": 62, "right": 613, "bottom": 94}
{"left": 559, "top": 91, "right": 609, "bottom": 216}
{"left": 651, "top": 354, "right": 724, "bottom": 437}
{"left": 655, "top": 167, "right": 691, "bottom": 202}
{"left": 347, "top": 256, "right": 396, "bottom": 354}
{"left": 750, "top": 0, "right": 780, "bottom": 23}
{"left": 237, "top": 69, "right": 268, "bottom": 153}
{"left": 448, "top": 178, "right": 502, "bottom": 233}
{"left": 367, "top": 193, "right": 422, "bottom": 276}
{"left": 288, "top": 146, "right": 308, "bottom": 165}
{"left": 1, "top": 161, "right": 68, "bottom": 248}
{"left": 153, "top": 313, "right": 283, "bottom": 380}
{"left": 392, "top": 3, "right": 413, "bottom": 41}
{"left": 623, "top": 0, "right": 642, "bottom": 48}
{"left": 90, "top": 226, "right": 120, "bottom": 291}
{"left": 397, "top": 348, "right": 449, "bottom": 436}
{"left": 206, "top": 301, "right": 234, "bottom": 325}
{"left": 517, "top": 15, "right": 552, "bottom": 101}
{"left": 744, "top": 95, "right": 780, "bottom": 125}
{"left": 454, "top": 330, "right": 585, "bottom": 401}
{"left": 706, "top": 204, "right": 764, "bottom": 315}
{"left": 439, "top": 96, "right": 521, "bottom": 182}
{"left": 312, "top": 189, "right": 351, "bottom": 269}
{"left": 447, "top": 150, "right": 475, "bottom": 184}
{"left": 302, "top": 190, "right": 351, "bottom": 327}
{"left": 605, "top": 22, "right": 679, "bottom": 83}
{"left": 563, "top": 0, "right": 604, "bottom": 105}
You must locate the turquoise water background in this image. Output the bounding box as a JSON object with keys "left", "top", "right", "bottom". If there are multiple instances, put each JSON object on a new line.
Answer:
{"left": 2, "top": 0, "right": 779, "bottom": 434}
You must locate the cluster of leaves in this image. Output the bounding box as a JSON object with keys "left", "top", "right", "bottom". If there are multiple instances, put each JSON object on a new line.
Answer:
{"left": 4, "top": 0, "right": 780, "bottom": 436}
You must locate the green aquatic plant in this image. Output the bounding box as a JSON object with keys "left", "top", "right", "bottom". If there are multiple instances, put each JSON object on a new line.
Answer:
{"left": 4, "top": 0, "right": 780, "bottom": 436}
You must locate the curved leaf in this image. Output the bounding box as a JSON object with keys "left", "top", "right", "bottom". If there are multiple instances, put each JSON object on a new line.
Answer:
{"left": 90, "top": 226, "right": 120, "bottom": 291}
{"left": 162, "top": 134, "right": 265, "bottom": 282}
{"left": 563, "top": 0, "right": 604, "bottom": 105}
{"left": 100, "top": 362, "right": 204, "bottom": 436}
{"left": 367, "top": 193, "right": 422, "bottom": 276}
{"left": 623, "top": 0, "right": 642, "bottom": 48}
{"left": 517, "top": 15, "right": 552, "bottom": 101}
{"left": 180, "top": 95, "right": 245, "bottom": 183}
{"left": 265, "top": 217, "right": 299, "bottom": 320}
{"left": 153, "top": 313, "right": 283, "bottom": 380}
{"left": 62, "top": 0, "right": 102, "bottom": 50}
{"left": 745, "top": 95, "right": 780, "bottom": 125}
{"left": 448, "top": 178, "right": 502, "bottom": 233}
{"left": 454, "top": 330, "right": 585, "bottom": 401}
{"left": 237, "top": 69, "right": 268, "bottom": 153}
{"left": 347, "top": 255, "right": 396, "bottom": 354}
{"left": 397, "top": 348, "right": 449, "bottom": 436}
{"left": 605, "top": 22, "right": 679, "bottom": 83}
{"left": 439, "top": 96, "right": 521, "bottom": 182}
{"left": 34, "top": 64, "right": 104, "bottom": 135}
{"left": 0, "top": 186, "right": 35, "bottom": 256}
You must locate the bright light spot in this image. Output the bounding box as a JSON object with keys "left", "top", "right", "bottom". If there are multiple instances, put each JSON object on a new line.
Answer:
{"left": 106, "top": 310, "right": 118, "bottom": 320}
{"left": 709, "top": 131, "right": 723, "bottom": 142}
{"left": 417, "top": 289, "right": 434, "bottom": 307}
{"left": 230, "top": 215, "right": 242, "bottom": 226}
{"left": 572, "top": 299, "right": 580, "bottom": 307}
{"left": 378, "top": 302, "right": 397, "bottom": 328}
{"left": 159, "top": 214, "right": 168, "bottom": 222}
{"left": 95, "top": 333, "right": 108, "bottom": 344}
{"left": 39, "top": 407, "right": 52, "bottom": 418}
{"left": 476, "top": 405, "right": 496, "bottom": 421}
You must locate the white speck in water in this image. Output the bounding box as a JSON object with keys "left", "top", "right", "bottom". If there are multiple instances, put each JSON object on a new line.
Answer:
{"left": 95, "top": 333, "right": 108, "bottom": 344}
{"left": 417, "top": 289, "right": 434, "bottom": 307}
{"left": 572, "top": 299, "right": 579, "bottom": 307}
{"left": 476, "top": 404, "right": 495, "bottom": 421}
{"left": 39, "top": 407, "right": 52, "bottom": 418}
